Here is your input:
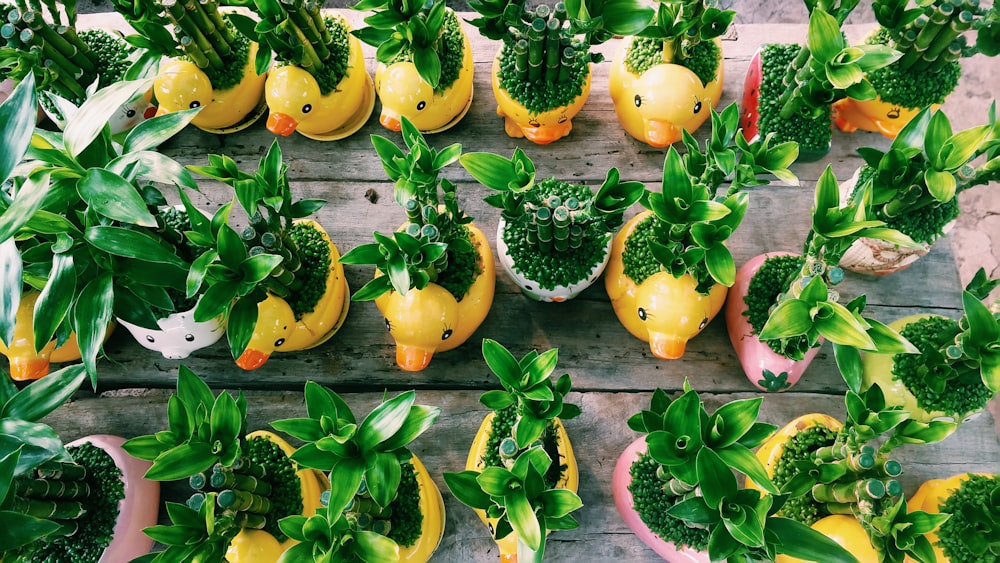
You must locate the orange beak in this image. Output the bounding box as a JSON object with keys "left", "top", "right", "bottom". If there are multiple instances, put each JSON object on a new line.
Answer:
{"left": 649, "top": 334, "right": 686, "bottom": 360}
{"left": 9, "top": 357, "right": 52, "bottom": 381}
{"left": 396, "top": 345, "right": 433, "bottom": 372}
{"left": 380, "top": 113, "right": 402, "bottom": 132}
{"left": 523, "top": 124, "right": 570, "bottom": 145}
{"left": 267, "top": 113, "right": 298, "bottom": 136}
{"left": 236, "top": 348, "right": 271, "bottom": 371}
{"left": 643, "top": 120, "right": 681, "bottom": 148}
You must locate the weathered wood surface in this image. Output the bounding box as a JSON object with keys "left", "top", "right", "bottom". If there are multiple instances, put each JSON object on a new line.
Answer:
{"left": 33, "top": 12, "right": 1000, "bottom": 562}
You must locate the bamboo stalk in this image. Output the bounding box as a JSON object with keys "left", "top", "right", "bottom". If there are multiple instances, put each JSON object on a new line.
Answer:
{"left": 200, "top": 0, "right": 236, "bottom": 45}
{"left": 286, "top": 3, "right": 330, "bottom": 62}
{"left": 558, "top": 45, "right": 575, "bottom": 83}
{"left": 186, "top": 0, "right": 231, "bottom": 58}
{"left": 282, "top": 19, "right": 324, "bottom": 70}
{"left": 210, "top": 470, "right": 272, "bottom": 495}
{"left": 544, "top": 18, "right": 561, "bottom": 83}
{"left": 919, "top": 12, "right": 973, "bottom": 65}
{"left": 22, "top": 10, "right": 95, "bottom": 74}
{"left": 166, "top": 1, "right": 223, "bottom": 69}
{"left": 16, "top": 478, "right": 91, "bottom": 499}
{"left": 812, "top": 478, "right": 885, "bottom": 504}
{"left": 36, "top": 461, "right": 87, "bottom": 481}
{"left": 922, "top": 37, "right": 964, "bottom": 73}
{"left": 514, "top": 39, "right": 529, "bottom": 81}
{"left": 9, "top": 496, "right": 87, "bottom": 519}
{"left": 527, "top": 17, "right": 545, "bottom": 82}
{"left": 217, "top": 488, "right": 272, "bottom": 513}
{"left": 179, "top": 34, "right": 212, "bottom": 69}
{"left": 896, "top": 4, "right": 954, "bottom": 69}
{"left": 305, "top": 0, "right": 331, "bottom": 46}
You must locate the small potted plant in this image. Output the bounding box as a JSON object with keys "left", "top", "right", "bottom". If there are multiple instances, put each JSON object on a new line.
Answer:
{"left": 0, "top": 364, "right": 159, "bottom": 562}
{"left": 351, "top": 0, "right": 473, "bottom": 133}
{"left": 270, "top": 382, "right": 446, "bottom": 561}
{"left": 739, "top": 5, "right": 900, "bottom": 161}
{"left": 461, "top": 147, "right": 643, "bottom": 301}
{"left": 860, "top": 268, "right": 999, "bottom": 424}
{"left": 444, "top": 339, "right": 582, "bottom": 561}
{"left": 613, "top": 381, "right": 858, "bottom": 561}
{"left": 838, "top": 104, "right": 999, "bottom": 276}
{"left": 834, "top": 0, "right": 1000, "bottom": 137}
{"left": 607, "top": 0, "right": 732, "bottom": 147}
{"left": 605, "top": 103, "right": 798, "bottom": 359}
{"left": 908, "top": 472, "right": 1000, "bottom": 562}
{"left": 187, "top": 140, "right": 350, "bottom": 370}
{"left": 115, "top": 0, "right": 267, "bottom": 133}
{"left": 726, "top": 165, "right": 920, "bottom": 392}
{"left": 229, "top": 0, "right": 375, "bottom": 140}
{"left": 122, "top": 366, "right": 327, "bottom": 562}
{"left": 339, "top": 117, "right": 495, "bottom": 372}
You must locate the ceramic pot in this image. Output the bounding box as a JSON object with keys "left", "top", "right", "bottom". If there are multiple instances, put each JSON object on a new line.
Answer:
{"left": 64, "top": 434, "right": 159, "bottom": 562}
{"left": 236, "top": 220, "right": 350, "bottom": 370}
{"left": 612, "top": 437, "right": 709, "bottom": 562}
{"left": 264, "top": 18, "right": 375, "bottom": 141}
{"left": 374, "top": 8, "right": 473, "bottom": 133}
{"left": 465, "top": 411, "right": 577, "bottom": 561}
{"left": 397, "top": 453, "right": 447, "bottom": 561}
{"left": 496, "top": 219, "right": 610, "bottom": 302}
{"left": 907, "top": 473, "right": 990, "bottom": 563}
{"left": 837, "top": 169, "right": 954, "bottom": 276}
{"left": 491, "top": 49, "right": 591, "bottom": 144}
{"left": 609, "top": 37, "right": 723, "bottom": 147}
{"left": 725, "top": 252, "right": 821, "bottom": 392}
{"left": 117, "top": 303, "right": 225, "bottom": 360}
{"left": 372, "top": 222, "right": 495, "bottom": 371}
{"left": 605, "top": 211, "right": 727, "bottom": 359}
{"left": 154, "top": 42, "right": 268, "bottom": 134}
{"left": 0, "top": 291, "right": 99, "bottom": 381}
{"left": 832, "top": 96, "right": 937, "bottom": 139}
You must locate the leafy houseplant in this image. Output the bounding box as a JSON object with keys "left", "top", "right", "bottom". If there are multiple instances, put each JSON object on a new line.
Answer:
{"left": 187, "top": 139, "right": 350, "bottom": 370}
{"left": 114, "top": 0, "right": 268, "bottom": 133}
{"left": 461, "top": 147, "right": 643, "bottom": 301}
{"left": 339, "top": 117, "right": 495, "bottom": 371}
{"left": 739, "top": 4, "right": 901, "bottom": 160}
{"left": 834, "top": 0, "right": 1000, "bottom": 138}
{"left": 606, "top": 0, "right": 733, "bottom": 147}
{"left": 604, "top": 103, "right": 799, "bottom": 359}
{"left": 269, "top": 383, "right": 445, "bottom": 561}
{"left": 351, "top": 0, "right": 474, "bottom": 132}
{"left": 230, "top": 0, "right": 375, "bottom": 140}
{"left": 726, "top": 165, "right": 919, "bottom": 392}
{"left": 838, "top": 104, "right": 1000, "bottom": 276}
{"left": 444, "top": 339, "right": 582, "bottom": 562}
{"left": 860, "top": 268, "right": 1000, "bottom": 424}
{"left": 908, "top": 472, "right": 1000, "bottom": 562}
{"left": 0, "top": 78, "right": 212, "bottom": 382}
{"left": 613, "top": 382, "right": 858, "bottom": 562}
{"left": 0, "top": 364, "right": 159, "bottom": 562}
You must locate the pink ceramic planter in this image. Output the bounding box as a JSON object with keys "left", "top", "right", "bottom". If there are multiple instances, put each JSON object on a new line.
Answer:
{"left": 613, "top": 437, "right": 709, "bottom": 562}
{"left": 65, "top": 434, "right": 159, "bottom": 562}
{"left": 725, "top": 253, "right": 820, "bottom": 392}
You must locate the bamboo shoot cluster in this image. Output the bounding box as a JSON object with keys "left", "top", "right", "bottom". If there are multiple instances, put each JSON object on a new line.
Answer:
{"left": 889, "top": 0, "right": 988, "bottom": 73}
{"left": 403, "top": 199, "right": 450, "bottom": 277}
{"left": 187, "top": 458, "right": 272, "bottom": 531}
{"left": 159, "top": 0, "right": 237, "bottom": 72}
{"left": 524, "top": 195, "right": 590, "bottom": 253}
{"left": 239, "top": 213, "right": 309, "bottom": 300}
{"left": 253, "top": 0, "right": 339, "bottom": 75}
{"left": 808, "top": 444, "right": 904, "bottom": 516}
{"left": 505, "top": 2, "right": 579, "bottom": 85}
{"left": 10, "top": 460, "right": 92, "bottom": 537}
{"left": 344, "top": 477, "right": 394, "bottom": 536}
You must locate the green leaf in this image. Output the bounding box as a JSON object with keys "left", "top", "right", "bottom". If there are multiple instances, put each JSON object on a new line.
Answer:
{"left": 32, "top": 252, "right": 75, "bottom": 351}
{"left": 0, "top": 448, "right": 20, "bottom": 503}
{"left": 366, "top": 451, "right": 403, "bottom": 509}
{"left": 121, "top": 434, "right": 170, "bottom": 461}
{"left": 833, "top": 343, "right": 863, "bottom": 394}
{"left": 123, "top": 108, "right": 201, "bottom": 153}
{"left": 963, "top": 290, "right": 999, "bottom": 342}
{"left": 769, "top": 516, "right": 859, "bottom": 563}
{"left": 353, "top": 530, "right": 401, "bottom": 563}
{"left": 825, "top": 61, "right": 864, "bottom": 89}
{"left": 0, "top": 240, "right": 19, "bottom": 347}
{"left": 0, "top": 170, "right": 53, "bottom": 244}
{"left": 479, "top": 390, "right": 515, "bottom": 410}
{"left": 357, "top": 391, "right": 415, "bottom": 451}
{"left": 3, "top": 364, "right": 86, "bottom": 421}
{"left": 696, "top": 447, "right": 737, "bottom": 510}
{"left": 239, "top": 254, "right": 283, "bottom": 284}
{"left": 0, "top": 73, "right": 36, "bottom": 184}
{"left": 176, "top": 365, "right": 215, "bottom": 415}
{"left": 601, "top": 0, "right": 655, "bottom": 35}
{"left": 226, "top": 295, "right": 258, "bottom": 361}
{"left": 705, "top": 244, "right": 736, "bottom": 287}
{"left": 483, "top": 339, "right": 522, "bottom": 389}
{"left": 85, "top": 226, "right": 187, "bottom": 266}
{"left": 209, "top": 391, "right": 242, "bottom": 449}
{"left": 814, "top": 303, "right": 876, "bottom": 349}
{"left": 78, "top": 168, "right": 157, "bottom": 227}
{"left": 709, "top": 398, "right": 762, "bottom": 448}
{"left": 413, "top": 47, "right": 441, "bottom": 88}
{"left": 0, "top": 511, "right": 62, "bottom": 552}
{"left": 444, "top": 470, "right": 494, "bottom": 510}
{"left": 64, "top": 79, "right": 149, "bottom": 157}
{"left": 759, "top": 299, "right": 814, "bottom": 340}
{"left": 72, "top": 274, "right": 114, "bottom": 384}
{"left": 666, "top": 496, "right": 717, "bottom": 524}
{"left": 924, "top": 109, "right": 954, "bottom": 167}
{"left": 378, "top": 404, "right": 440, "bottom": 452}
{"left": 146, "top": 442, "right": 216, "bottom": 481}
{"left": 924, "top": 169, "right": 957, "bottom": 203}
{"left": 807, "top": 9, "right": 845, "bottom": 63}
{"left": 460, "top": 153, "right": 517, "bottom": 191}
{"left": 537, "top": 489, "right": 582, "bottom": 519}
{"left": 506, "top": 490, "right": 542, "bottom": 551}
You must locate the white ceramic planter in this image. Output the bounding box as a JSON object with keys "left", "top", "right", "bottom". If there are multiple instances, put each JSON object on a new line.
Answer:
{"left": 496, "top": 219, "right": 611, "bottom": 302}
{"left": 117, "top": 304, "right": 225, "bottom": 360}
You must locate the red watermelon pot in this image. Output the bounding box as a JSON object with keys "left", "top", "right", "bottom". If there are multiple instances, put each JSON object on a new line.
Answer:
{"left": 613, "top": 437, "right": 709, "bottom": 562}
{"left": 725, "top": 252, "right": 821, "bottom": 392}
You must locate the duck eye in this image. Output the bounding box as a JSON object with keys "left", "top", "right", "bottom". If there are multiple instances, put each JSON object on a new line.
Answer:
{"left": 384, "top": 318, "right": 392, "bottom": 331}
{"left": 189, "top": 100, "right": 201, "bottom": 109}
{"left": 302, "top": 103, "right": 312, "bottom": 114}
{"left": 416, "top": 100, "right": 427, "bottom": 111}
{"left": 634, "top": 95, "right": 642, "bottom": 108}
{"left": 126, "top": 109, "right": 136, "bottom": 118}
{"left": 185, "top": 334, "right": 195, "bottom": 342}
{"left": 558, "top": 114, "right": 568, "bottom": 124}
{"left": 693, "top": 100, "right": 703, "bottom": 113}
{"left": 441, "top": 328, "right": 453, "bottom": 340}
{"left": 274, "top": 338, "right": 285, "bottom": 347}
{"left": 638, "top": 307, "right": 647, "bottom": 321}
{"left": 146, "top": 335, "right": 155, "bottom": 343}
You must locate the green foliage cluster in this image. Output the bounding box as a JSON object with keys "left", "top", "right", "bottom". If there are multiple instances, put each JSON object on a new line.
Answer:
{"left": 743, "top": 254, "right": 808, "bottom": 355}
{"left": 627, "top": 452, "right": 710, "bottom": 551}
{"left": 624, "top": 37, "right": 719, "bottom": 86}
{"left": 386, "top": 462, "right": 423, "bottom": 547}
{"left": 311, "top": 17, "right": 351, "bottom": 95}
{"left": 855, "top": 165, "right": 961, "bottom": 245}
{"left": 79, "top": 29, "right": 132, "bottom": 89}
{"left": 865, "top": 28, "right": 961, "bottom": 108}
{"left": 197, "top": 23, "right": 250, "bottom": 92}
{"left": 284, "top": 222, "right": 332, "bottom": 318}
{"left": 497, "top": 40, "right": 589, "bottom": 113}
{"left": 769, "top": 425, "right": 837, "bottom": 526}
{"left": 936, "top": 474, "right": 1000, "bottom": 562}
{"left": 243, "top": 435, "right": 303, "bottom": 542}
{"left": 758, "top": 43, "right": 832, "bottom": 153}
{"left": 620, "top": 216, "right": 661, "bottom": 285}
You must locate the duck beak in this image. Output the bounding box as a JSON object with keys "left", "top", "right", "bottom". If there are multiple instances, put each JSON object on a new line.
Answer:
{"left": 267, "top": 112, "right": 298, "bottom": 136}
{"left": 9, "top": 357, "right": 52, "bottom": 381}
{"left": 396, "top": 345, "right": 433, "bottom": 372}
{"left": 380, "top": 113, "right": 402, "bottom": 132}
{"left": 236, "top": 348, "right": 271, "bottom": 371}
{"left": 649, "top": 333, "right": 686, "bottom": 360}
{"left": 643, "top": 120, "right": 681, "bottom": 148}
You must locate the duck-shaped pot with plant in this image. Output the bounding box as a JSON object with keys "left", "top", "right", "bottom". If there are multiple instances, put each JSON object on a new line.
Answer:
{"left": 838, "top": 104, "right": 999, "bottom": 276}
{"left": 187, "top": 140, "right": 350, "bottom": 371}
{"left": 352, "top": 0, "right": 473, "bottom": 133}
{"left": 739, "top": 5, "right": 901, "bottom": 161}
{"left": 726, "top": 165, "right": 920, "bottom": 392}
{"left": 340, "top": 117, "right": 495, "bottom": 371}
{"left": 461, "top": 147, "right": 643, "bottom": 301}
{"left": 608, "top": 0, "right": 731, "bottom": 147}
{"left": 613, "top": 381, "right": 859, "bottom": 561}
{"left": 0, "top": 365, "right": 159, "bottom": 562}
{"left": 0, "top": 79, "right": 214, "bottom": 383}
{"left": 444, "top": 339, "right": 582, "bottom": 562}
{"left": 605, "top": 103, "right": 798, "bottom": 359}
{"left": 833, "top": 0, "right": 999, "bottom": 138}
{"left": 908, "top": 472, "right": 1000, "bottom": 562}
{"left": 116, "top": 0, "right": 267, "bottom": 133}
{"left": 229, "top": 0, "right": 375, "bottom": 140}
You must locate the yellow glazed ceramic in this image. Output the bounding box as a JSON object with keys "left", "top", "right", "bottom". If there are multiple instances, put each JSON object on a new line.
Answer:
{"left": 490, "top": 52, "right": 591, "bottom": 144}
{"left": 833, "top": 96, "right": 937, "bottom": 139}
{"left": 374, "top": 223, "right": 495, "bottom": 371}
{"left": 154, "top": 43, "right": 267, "bottom": 134}
{"left": 744, "top": 413, "right": 844, "bottom": 492}
{"left": 226, "top": 430, "right": 328, "bottom": 563}
{"left": 398, "top": 453, "right": 447, "bottom": 561}
{"left": 374, "top": 13, "right": 474, "bottom": 133}
{"left": 235, "top": 221, "right": 350, "bottom": 370}
{"left": 0, "top": 291, "right": 91, "bottom": 381}
{"left": 264, "top": 27, "right": 375, "bottom": 141}
{"left": 605, "top": 211, "right": 727, "bottom": 359}
{"left": 465, "top": 411, "right": 578, "bottom": 562}
{"left": 609, "top": 38, "right": 724, "bottom": 147}
{"left": 906, "top": 473, "right": 993, "bottom": 563}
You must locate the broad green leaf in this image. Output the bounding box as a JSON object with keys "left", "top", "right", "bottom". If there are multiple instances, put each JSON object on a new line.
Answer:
{"left": 0, "top": 169, "right": 53, "bottom": 244}
{"left": 78, "top": 168, "right": 157, "bottom": 227}
{"left": 288, "top": 443, "right": 338, "bottom": 472}
{"left": 269, "top": 418, "right": 324, "bottom": 442}
{"left": 145, "top": 442, "right": 216, "bottom": 481}
{"left": 709, "top": 398, "right": 761, "bottom": 448}
{"left": 855, "top": 227, "right": 921, "bottom": 250}
{"left": 0, "top": 73, "right": 36, "bottom": 183}
{"left": 3, "top": 364, "right": 86, "bottom": 421}
{"left": 177, "top": 365, "right": 215, "bottom": 415}
{"left": 769, "top": 516, "right": 859, "bottom": 563}
{"left": 666, "top": 496, "right": 716, "bottom": 524}
{"left": 479, "top": 390, "right": 515, "bottom": 411}
{"left": 523, "top": 348, "right": 558, "bottom": 387}
{"left": 0, "top": 511, "right": 62, "bottom": 552}
{"left": 209, "top": 391, "right": 242, "bottom": 448}
{"left": 717, "top": 443, "right": 777, "bottom": 494}
{"left": 226, "top": 295, "right": 258, "bottom": 361}
{"left": 123, "top": 108, "right": 201, "bottom": 153}
{"left": 413, "top": 47, "right": 441, "bottom": 88}
{"left": 72, "top": 274, "right": 114, "bottom": 384}
{"left": 64, "top": 79, "right": 149, "bottom": 157}
{"left": 924, "top": 169, "right": 956, "bottom": 203}
{"left": 940, "top": 125, "right": 991, "bottom": 170}
{"left": 0, "top": 239, "right": 20, "bottom": 346}
{"left": 0, "top": 448, "right": 20, "bottom": 502}
{"left": 759, "top": 299, "right": 814, "bottom": 340}
{"left": 366, "top": 451, "right": 403, "bottom": 508}
{"left": 357, "top": 391, "right": 415, "bottom": 450}
{"left": 506, "top": 490, "right": 542, "bottom": 551}
{"left": 108, "top": 151, "right": 198, "bottom": 191}
{"left": 814, "top": 303, "right": 876, "bottom": 349}
{"left": 443, "top": 470, "right": 493, "bottom": 510}
{"left": 378, "top": 404, "right": 440, "bottom": 452}
{"left": 121, "top": 434, "right": 170, "bottom": 461}
{"left": 963, "top": 291, "right": 999, "bottom": 342}
{"left": 483, "top": 339, "right": 522, "bottom": 389}
{"left": 537, "top": 489, "right": 583, "bottom": 519}
{"left": 601, "top": 0, "right": 655, "bottom": 35}
{"left": 696, "top": 447, "right": 737, "bottom": 510}
{"left": 32, "top": 252, "right": 75, "bottom": 351}
{"left": 865, "top": 319, "right": 919, "bottom": 354}
{"left": 513, "top": 416, "right": 546, "bottom": 449}
{"left": 460, "top": 153, "right": 517, "bottom": 191}
{"left": 924, "top": 109, "right": 954, "bottom": 167}
{"left": 478, "top": 467, "right": 517, "bottom": 496}
{"left": 825, "top": 61, "right": 864, "bottom": 89}
{"left": 239, "top": 254, "right": 283, "bottom": 284}
{"left": 85, "top": 226, "right": 188, "bottom": 265}
{"left": 705, "top": 244, "right": 736, "bottom": 287}
{"left": 353, "top": 530, "right": 401, "bottom": 563}
{"left": 807, "top": 9, "right": 845, "bottom": 63}
{"left": 833, "top": 343, "right": 863, "bottom": 394}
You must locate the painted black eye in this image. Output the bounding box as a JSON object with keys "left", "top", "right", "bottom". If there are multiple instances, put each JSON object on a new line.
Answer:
{"left": 274, "top": 338, "right": 285, "bottom": 347}
{"left": 693, "top": 100, "right": 703, "bottom": 113}
{"left": 558, "top": 114, "right": 568, "bottom": 124}
{"left": 146, "top": 335, "right": 155, "bottom": 343}
{"left": 638, "top": 308, "right": 647, "bottom": 321}
{"left": 699, "top": 318, "right": 708, "bottom": 329}
{"left": 185, "top": 334, "right": 195, "bottom": 342}
{"left": 126, "top": 109, "right": 136, "bottom": 118}
{"left": 416, "top": 100, "right": 427, "bottom": 111}
{"left": 634, "top": 95, "right": 642, "bottom": 108}
{"left": 189, "top": 100, "right": 201, "bottom": 109}
{"left": 441, "top": 328, "right": 453, "bottom": 340}
{"left": 384, "top": 318, "right": 392, "bottom": 331}
{"left": 302, "top": 103, "right": 312, "bottom": 114}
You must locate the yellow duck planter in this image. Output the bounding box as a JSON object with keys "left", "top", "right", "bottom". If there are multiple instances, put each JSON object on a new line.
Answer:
{"left": 465, "top": 412, "right": 578, "bottom": 562}
{"left": 264, "top": 31, "right": 376, "bottom": 141}
{"left": 609, "top": 38, "right": 724, "bottom": 148}
{"left": 832, "top": 96, "right": 935, "bottom": 139}
{"left": 235, "top": 222, "right": 350, "bottom": 370}
{"left": 491, "top": 54, "right": 591, "bottom": 145}
{"left": 154, "top": 43, "right": 268, "bottom": 134}
{"left": 373, "top": 223, "right": 495, "bottom": 371}
{"left": 605, "top": 212, "right": 728, "bottom": 359}
{"left": 0, "top": 291, "right": 97, "bottom": 381}
{"left": 374, "top": 23, "right": 474, "bottom": 134}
